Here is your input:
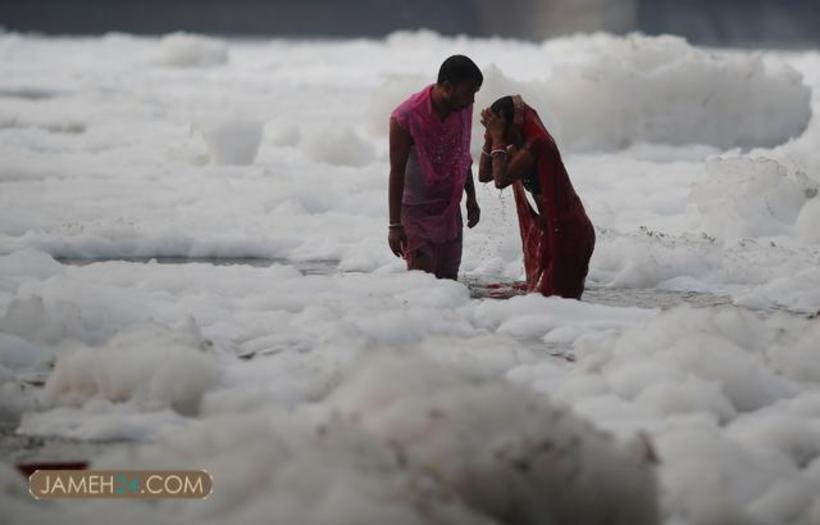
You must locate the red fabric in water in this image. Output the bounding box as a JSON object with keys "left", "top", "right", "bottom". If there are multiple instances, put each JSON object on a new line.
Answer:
{"left": 16, "top": 461, "right": 89, "bottom": 477}
{"left": 512, "top": 106, "right": 595, "bottom": 299}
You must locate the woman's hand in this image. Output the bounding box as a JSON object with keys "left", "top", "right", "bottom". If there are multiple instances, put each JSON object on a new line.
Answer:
{"left": 480, "top": 108, "right": 506, "bottom": 143}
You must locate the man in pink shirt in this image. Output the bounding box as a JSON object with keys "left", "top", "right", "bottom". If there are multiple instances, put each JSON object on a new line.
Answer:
{"left": 388, "top": 55, "right": 482, "bottom": 280}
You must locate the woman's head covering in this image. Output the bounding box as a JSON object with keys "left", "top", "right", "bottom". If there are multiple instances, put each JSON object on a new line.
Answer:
{"left": 491, "top": 94, "right": 550, "bottom": 143}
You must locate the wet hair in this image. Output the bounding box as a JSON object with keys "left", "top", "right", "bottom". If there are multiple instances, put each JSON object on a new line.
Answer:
{"left": 437, "top": 55, "right": 483, "bottom": 87}
{"left": 491, "top": 96, "right": 514, "bottom": 131}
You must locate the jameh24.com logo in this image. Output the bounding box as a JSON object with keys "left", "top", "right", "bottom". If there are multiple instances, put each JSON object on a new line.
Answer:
{"left": 28, "top": 470, "right": 212, "bottom": 500}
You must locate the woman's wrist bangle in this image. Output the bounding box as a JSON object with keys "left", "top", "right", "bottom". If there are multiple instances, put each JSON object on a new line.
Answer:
{"left": 388, "top": 223, "right": 403, "bottom": 230}
{"left": 490, "top": 149, "right": 507, "bottom": 157}
{"left": 481, "top": 148, "right": 491, "bottom": 157}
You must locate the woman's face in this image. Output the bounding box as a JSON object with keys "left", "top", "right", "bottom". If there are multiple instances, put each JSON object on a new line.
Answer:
{"left": 504, "top": 120, "right": 522, "bottom": 145}
{"left": 494, "top": 107, "right": 521, "bottom": 145}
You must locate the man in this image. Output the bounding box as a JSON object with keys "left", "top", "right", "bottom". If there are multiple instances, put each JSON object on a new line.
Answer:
{"left": 387, "top": 55, "right": 482, "bottom": 280}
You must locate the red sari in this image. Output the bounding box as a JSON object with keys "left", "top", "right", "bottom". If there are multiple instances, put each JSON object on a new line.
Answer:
{"left": 512, "top": 106, "right": 595, "bottom": 299}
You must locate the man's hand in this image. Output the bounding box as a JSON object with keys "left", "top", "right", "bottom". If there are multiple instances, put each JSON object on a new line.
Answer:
{"left": 467, "top": 198, "right": 480, "bottom": 228}
{"left": 388, "top": 226, "right": 407, "bottom": 258}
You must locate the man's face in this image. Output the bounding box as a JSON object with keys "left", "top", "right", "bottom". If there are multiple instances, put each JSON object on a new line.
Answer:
{"left": 445, "top": 79, "right": 481, "bottom": 111}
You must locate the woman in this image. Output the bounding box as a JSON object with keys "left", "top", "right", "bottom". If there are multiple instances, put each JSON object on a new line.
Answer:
{"left": 479, "top": 95, "right": 595, "bottom": 299}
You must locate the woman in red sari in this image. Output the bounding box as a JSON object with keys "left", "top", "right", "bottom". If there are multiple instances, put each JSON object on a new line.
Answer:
{"left": 478, "top": 95, "right": 595, "bottom": 299}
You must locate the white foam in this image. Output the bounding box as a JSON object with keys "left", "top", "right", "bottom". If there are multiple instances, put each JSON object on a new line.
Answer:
{"left": 267, "top": 120, "right": 301, "bottom": 147}
{"left": 366, "top": 74, "right": 427, "bottom": 135}
{"left": 10, "top": 354, "right": 657, "bottom": 525}
{"left": 305, "top": 126, "right": 375, "bottom": 167}
{"left": 194, "top": 117, "right": 264, "bottom": 165}
{"left": 767, "top": 321, "right": 820, "bottom": 381}
{"left": 796, "top": 197, "right": 820, "bottom": 243}
{"left": 543, "top": 34, "right": 811, "bottom": 151}
{"left": 543, "top": 306, "right": 820, "bottom": 523}
{"left": 325, "top": 353, "right": 659, "bottom": 525}
{"left": 735, "top": 267, "right": 820, "bottom": 314}
{"left": 43, "top": 321, "right": 220, "bottom": 416}
{"left": 153, "top": 32, "right": 229, "bottom": 67}
{"left": 692, "top": 156, "right": 812, "bottom": 239}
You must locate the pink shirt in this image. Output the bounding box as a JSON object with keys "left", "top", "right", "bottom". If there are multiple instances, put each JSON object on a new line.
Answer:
{"left": 391, "top": 85, "right": 472, "bottom": 247}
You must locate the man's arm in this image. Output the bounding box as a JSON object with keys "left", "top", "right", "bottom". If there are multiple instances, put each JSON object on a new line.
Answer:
{"left": 464, "top": 167, "right": 480, "bottom": 228}
{"left": 477, "top": 134, "right": 493, "bottom": 183}
{"left": 465, "top": 168, "right": 477, "bottom": 200}
{"left": 388, "top": 117, "right": 412, "bottom": 257}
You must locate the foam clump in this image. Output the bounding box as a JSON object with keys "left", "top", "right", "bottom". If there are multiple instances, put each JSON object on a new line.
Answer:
{"left": 43, "top": 320, "right": 219, "bottom": 416}
{"left": 47, "top": 353, "right": 656, "bottom": 525}
{"left": 0, "top": 354, "right": 661, "bottom": 524}
{"left": 305, "top": 126, "right": 375, "bottom": 167}
{"left": 766, "top": 316, "right": 820, "bottom": 381}
{"left": 575, "top": 305, "right": 796, "bottom": 416}
{"left": 735, "top": 267, "right": 820, "bottom": 314}
{"left": 545, "top": 34, "right": 811, "bottom": 150}
{"left": 366, "top": 74, "right": 427, "bottom": 135}
{"left": 691, "top": 156, "right": 812, "bottom": 239}
{"left": 564, "top": 305, "right": 820, "bottom": 523}
{"left": 195, "top": 117, "right": 264, "bottom": 165}
{"left": 326, "top": 354, "right": 660, "bottom": 525}
{"left": 0, "top": 295, "right": 100, "bottom": 346}
{"left": 795, "top": 196, "right": 820, "bottom": 243}
{"left": 154, "top": 32, "right": 229, "bottom": 67}
{"left": 0, "top": 332, "right": 51, "bottom": 380}
{"left": 88, "top": 412, "right": 490, "bottom": 525}
{"left": 268, "top": 121, "right": 302, "bottom": 147}
{"left": 0, "top": 249, "right": 63, "bottom": 291}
